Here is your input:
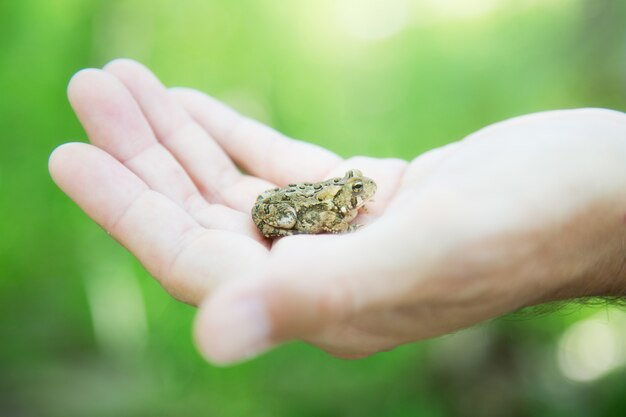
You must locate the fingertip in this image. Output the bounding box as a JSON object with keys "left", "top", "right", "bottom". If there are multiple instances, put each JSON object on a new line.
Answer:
{"left": 103, "top": 57, "right": 144, "bottom": 72}
{"left": 48, "top": 142, "right": 146, "bottom": 206}
{"left": 48, "top": 142, "right": 71, "bottom": 172}
{"left": 104, "top": 58, "right": 192, "bottom": 137}
{"left": 66, "top": 68, "right": 128, "bottom": 119}
{"left": 67, "top": 68, "right": 105, "bottom": 103}
{"left": 194, "top": 283, "right": 274, "bottom": 365}
{"left": 104, "top": 58, "right": 154, "bottom": 83}
{"left": 191, "top": 254, "right": 352, "bottom": 365}
{"left": 48, "top": 142, "right": 91, "bottom": 183}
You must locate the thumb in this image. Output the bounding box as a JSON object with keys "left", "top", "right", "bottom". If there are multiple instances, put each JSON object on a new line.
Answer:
{"left": 193, "top": 233, "right": 400, "bottom": 365}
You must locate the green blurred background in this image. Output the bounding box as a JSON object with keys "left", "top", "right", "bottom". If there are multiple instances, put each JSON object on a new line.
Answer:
{"left": 1, "top": 0, "right": 626, "bottom": 416}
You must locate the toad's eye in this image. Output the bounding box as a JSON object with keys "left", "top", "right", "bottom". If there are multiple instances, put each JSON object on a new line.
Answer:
{"left": 352, "top": 181, "right": 363, "bottom": 191}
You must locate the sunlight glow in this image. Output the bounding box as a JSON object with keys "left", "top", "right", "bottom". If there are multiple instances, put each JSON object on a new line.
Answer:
{"left": 419, "top": 0, "right": 500, "bottom": 22}
{"left": 557, "top": 311, "right": 626, "bottom": 382}
{"left": 334, "top": 0, "right": 411, "bottom": 41}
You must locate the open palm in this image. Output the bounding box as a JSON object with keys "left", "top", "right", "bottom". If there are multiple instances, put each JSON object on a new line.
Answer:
{"left": 52, "top": 59, "right": 626, "bottom": 364}
{"left": 50, "top": 59, "right": 417, "bottom": 359}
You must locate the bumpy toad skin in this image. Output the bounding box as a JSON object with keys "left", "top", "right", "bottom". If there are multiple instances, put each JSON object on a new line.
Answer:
{"left": 252, "top": 169, "right": 377, "bottom": 238}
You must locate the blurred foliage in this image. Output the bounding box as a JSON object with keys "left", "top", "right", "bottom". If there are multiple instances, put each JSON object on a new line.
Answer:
{"left": 1, "top": 0, "right": 626, "bottom": 416}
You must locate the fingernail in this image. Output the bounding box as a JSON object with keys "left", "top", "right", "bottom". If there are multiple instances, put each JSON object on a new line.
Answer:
{"left": 202, "top": 298, "right": 272, "bottom": 365}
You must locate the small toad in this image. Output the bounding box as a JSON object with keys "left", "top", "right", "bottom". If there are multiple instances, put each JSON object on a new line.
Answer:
{"left": 252, "top": 169, "right": 377, "bottom": 238}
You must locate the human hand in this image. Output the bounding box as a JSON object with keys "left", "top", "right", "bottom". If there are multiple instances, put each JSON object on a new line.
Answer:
{"left": 50, "top": 59, "right": 626, "bottom": 365}
{"left": 49, "top": 58, "right": 405, "bottom": 355}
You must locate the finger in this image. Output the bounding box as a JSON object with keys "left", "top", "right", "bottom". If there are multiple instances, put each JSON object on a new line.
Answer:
{"left": 67, "top": 68, "right": 211, "bottom": 216}
{"left": 193, "top": 224, "right": 428, "bottom": 364}
{"left": 401, "top": 142, "right": 461, "bottom": 188}
{"left": 49, "top": 143, "right": 268, "bottom": 304}
{"left": 303, "top": 320, "right": 402, "bottom": 359}
{"left": 171, "top": 87, "right": 342, "bottom": 185}
{"left": 104, "top": 59, "right": 274, "bottom": 212}
{"left": 379, "top": 142, "right": 462, "bottom": 214}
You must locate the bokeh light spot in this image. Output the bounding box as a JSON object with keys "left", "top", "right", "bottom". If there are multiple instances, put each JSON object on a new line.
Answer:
{"left": 557, "top": 311, "right": 626, "bottom": 382}
{"left": 334, "top": 0, "right": 411, "bottom": 41}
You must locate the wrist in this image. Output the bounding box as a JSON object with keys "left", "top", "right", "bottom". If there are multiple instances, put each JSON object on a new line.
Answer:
{"left": 523, "top": 109, "right": 626, "bottom": 304}
{"left": 537, "top": 172, "right": 626, "bottom": 302}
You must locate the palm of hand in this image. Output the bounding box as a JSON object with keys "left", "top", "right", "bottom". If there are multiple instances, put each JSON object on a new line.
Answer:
{"left": 50, "top": 59, "right": 421, "bottom": 358}
{"left": 52, "top": 59, "right": 626, "bottom": 363}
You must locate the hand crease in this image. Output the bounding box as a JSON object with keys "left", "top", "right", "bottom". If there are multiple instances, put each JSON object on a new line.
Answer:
{"left": 120, "top": 141, "right": 161, "bottom": 165}
{"left": 164, "top": 226, "right": 206, "bottom": 283}
{"left": 106, "top": 188, "right": 151, "bottom": 236}
{"left": 158, "top": 120, "right": 242, "bottom": 204}
{"left": 159, "top": 120, "right": 196, "bottom": 146}
{"left": 220, "top": 113, "right": 247, "bottom": 155}
{"left": 181, "top": 192, "right": 209, "bottom": 215}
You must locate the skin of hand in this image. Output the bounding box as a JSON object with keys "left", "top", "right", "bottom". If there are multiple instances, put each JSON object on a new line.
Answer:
{"left": 49, "top": 59, "right": 626, "bottom": 365}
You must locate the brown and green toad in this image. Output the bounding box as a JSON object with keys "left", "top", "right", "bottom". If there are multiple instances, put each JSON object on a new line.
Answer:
{"left": 252, "top": 169, "right": 377, "bottom": 238}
